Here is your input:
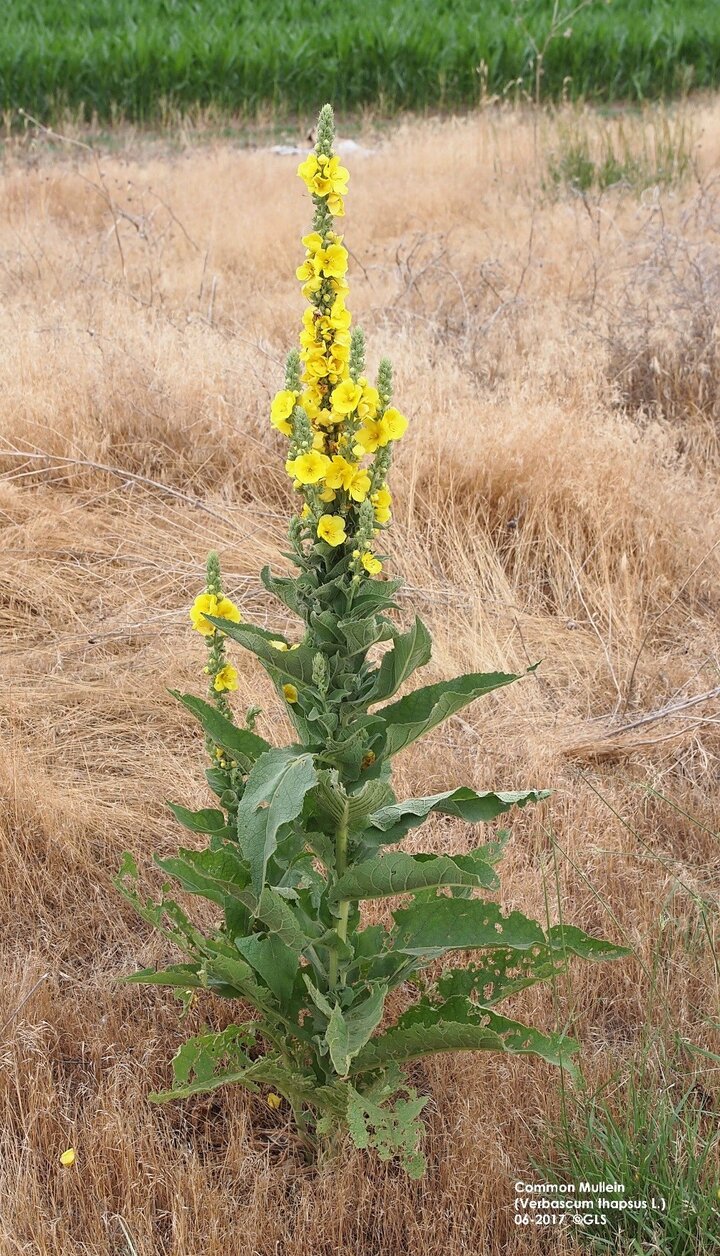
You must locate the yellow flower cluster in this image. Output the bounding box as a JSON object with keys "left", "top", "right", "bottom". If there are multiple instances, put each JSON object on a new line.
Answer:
{"left": 267, "top": 119, "right": 407, "bottom": 563}
{"left": 189, "top": 593, "right": 242, "bottom": 637}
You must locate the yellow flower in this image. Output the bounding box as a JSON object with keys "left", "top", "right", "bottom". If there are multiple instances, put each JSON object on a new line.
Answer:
{"left": 295, "top": 256, "right": 322, "bottom": 287}
{"left": 59, "top": 1148, "right": 76, "bottom": 1167}
{"left": 285, "top": 451, "right": 330, "bottom": 484}
{"left": 283, "top": 684, "right": 299, "bottom": 704}
{"left": 215, "top": 597, "right": 242, "bottom": 625}
{"left": 267, "top": 1092, "right": 282, "bottom": 1110}
{"left": 317, "top": 514, "right": 347, "bottom": 547}
{"left": 189, "top": 592, "right": 218, "bottom": 636}
{"left": 301, "top": 231, "right": 323, "bottom": 253}
{"left": 380, "top": 407, "right": 408, "bottom": 442}
{"left": 213, "top": 664, "right": 239, "bottom": 693}
{"left": 318, "top": 486, "right": 337, "bottom": 502}
{"left": 330, "top": 379, "right": 363, "bottom": 415}
{"left": 270, "top": 640, "right": 289, "bottom": 650}
{"left": 270, "top": 389, "right": 297, "bottom": 436}
{"left": 347, "top": 468, "right": 371, "bottom": 502}
{"left": 317, "top": 243, "right": 348, "bottom": 279}
{"left": 357, "top": 383, "right": 380, "bottom": 421}
{"left": 361, "top": 551, "right": 383, "bottom": 575}
{"left": 356, "top": 419, "right": 382, "bottom": 454}
{"left": 324, "top": 455, "right": 355, "bottom": 491}
{"left": 372, "top": 486, "right": 392, "bottom": 523}
{"left": 297, "top": 153, "right": 320, "bottom": 189}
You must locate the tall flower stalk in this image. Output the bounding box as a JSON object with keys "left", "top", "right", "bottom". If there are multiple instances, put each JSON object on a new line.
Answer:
{"left": 116, "top": 105, "right": 628, "bottom": 1177}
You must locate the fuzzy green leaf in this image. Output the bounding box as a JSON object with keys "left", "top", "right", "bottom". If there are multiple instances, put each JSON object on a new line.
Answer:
{"left": 392, "top": 898, "right": 546, "bottom": 956}
{"left": 372, "top": 669, "right": 529, "bottom": 758}
{"left": 330, "top": 848, "right": 499, "bottom": 904}
{"left": 202, "top": 616, "right": 317, "bottom": 684}
{"left": 369, "top": 616, "right": 432, "bottom": 704}
{"left": 260, "top": 564, "right": 304, "bottom": 616}
{"left": 122, "top": 963, "right": 206, "bottom": 989}
{"left": 325, "top": 984, "right": 388, "bottom": 1075}
{"left": 435, "top": 925, "right": 630, "bottom": 1007}
{"left": 234, "top": 932, "right": 299, "bottom": 1004}
{"left": 346, "top": 1085, "right": 428, "bottom": 1177}
{"left": 235, "top": 747, "right": 317, "bottom": 893}
{"left": 167, "top": 802, "right": 233, "bottom": 837}
{"left": 352, "top": 997, "right": 579, "bottom": 1077}
{"left": 366, "top": 786, "right": 549, "bottom": 846}
{"left": 255, "top": 886, "right": 311, "bottom": 955}
{"left": 171, "top": 691, "right": 270, "bottom": 763}
{"left": 154, "top": 846, "right": 254, "bottom": 910}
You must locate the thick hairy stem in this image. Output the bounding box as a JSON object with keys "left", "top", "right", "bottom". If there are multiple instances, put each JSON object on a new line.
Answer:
{"left": 328, "top": 802, "right": 350, "bottom": 989}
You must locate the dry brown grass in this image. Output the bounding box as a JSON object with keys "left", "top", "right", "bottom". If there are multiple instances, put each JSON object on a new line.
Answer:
{"left": 1, "top": 100, "right": 719, "bottom": 1255}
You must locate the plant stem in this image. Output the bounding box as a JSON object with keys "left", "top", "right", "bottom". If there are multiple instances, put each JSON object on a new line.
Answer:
{"left": 328, "top": 803, "right": 350, "bottom": 990}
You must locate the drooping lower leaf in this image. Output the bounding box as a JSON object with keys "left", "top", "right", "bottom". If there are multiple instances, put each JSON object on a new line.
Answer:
{"left": 155, "top": 846, "right": 254, "bottom": 911}
{"left": 346, "top": 1085, "right": 428, "bottom": 1178}
{"left": 351, "top": 996, "right": 579, "bottom": 1078}
{"left": 167, "top": 802, "right": 234, "bottom": 838}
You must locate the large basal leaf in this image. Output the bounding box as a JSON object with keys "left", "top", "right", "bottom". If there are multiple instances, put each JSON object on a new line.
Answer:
{"left": 366, "top": 786, "right": 549, "bottom": 846}
{"left": 392, "top": 898, "right": 546, "bottom": 956}
{"left": 235, "top": 747, "right": 317, "bottom": 894}
{"left": 166, "top": 802, "right": 234, "bottom": 838}
{"left": 351, "top": 996, "right": 579, "bottom": 1077}
{"left": 154, "top": 846, "right": 255, "bottom": 911}
{"left": 329, "top": 848, "right": 500, "bottom": 904}
{"left": 171, "top": 691, "right": 270, "bottom": 764}
{"left": 325, "top": 984, "right": 388, "bottom": 1076}
{"left": 371, "top": 668, "right": 532, "bottom": 758}
{"left": 368, "top": 616, "right": 432, "bottom": 704}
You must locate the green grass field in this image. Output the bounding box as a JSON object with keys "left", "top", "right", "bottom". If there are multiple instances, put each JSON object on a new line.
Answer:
{"left": 5, "top": 0, "right": 720, "bottom": 124}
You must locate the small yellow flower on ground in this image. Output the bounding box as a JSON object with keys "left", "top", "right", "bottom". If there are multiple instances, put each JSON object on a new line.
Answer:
{"left": 361, "top": 551, "right": 383, "bottom": 575}
{"left": 286, "top": 451, "right": 331, "bottom": 484}
{"left": 267, "top": 1092, "right": 282, "bottom": 1110}
{"left": 59, "top": 1148, "right": 76, "bottom": 1167}
{"left": 282, "top": 684, "right": 299, "bottom": 704}
{"left": 317, "top": 514, "right": 347, "bottom": 547}
{"left": 213, "top": 664, "right": 239, "bottom": 693}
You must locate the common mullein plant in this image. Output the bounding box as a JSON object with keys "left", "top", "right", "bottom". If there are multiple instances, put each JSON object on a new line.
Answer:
{"left": 116, "top": 105, "right": 628, "bottom": 1177}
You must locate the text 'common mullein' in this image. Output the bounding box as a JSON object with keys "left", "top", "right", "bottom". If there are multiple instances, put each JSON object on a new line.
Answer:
{"left": 116, "top": 105, "right": 628, "bottom": 1177}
